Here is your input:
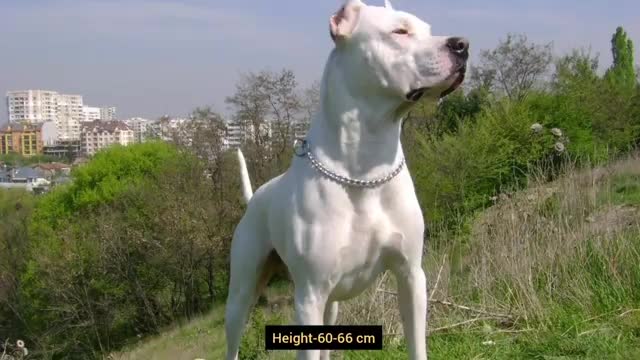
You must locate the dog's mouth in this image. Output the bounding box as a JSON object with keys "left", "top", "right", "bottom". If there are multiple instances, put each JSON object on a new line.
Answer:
{"left": 440, "top": 67, "right": 466, "bottom": 98}
{"left": 405, "top": 66, "right": 467, "bottom": 102}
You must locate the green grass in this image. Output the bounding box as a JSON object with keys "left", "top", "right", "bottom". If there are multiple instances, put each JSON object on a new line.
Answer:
{"left": 110, "top": 305, "right": 228, "bottom": 360}
{"left": 110, "top": 303, "right": 640, "bottom": 359}
{"left": 608, "top": 174, "right": 640, "bottom": 206}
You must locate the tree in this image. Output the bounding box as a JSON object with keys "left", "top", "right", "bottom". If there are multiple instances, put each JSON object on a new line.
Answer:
{"left": 553, "top": 48, "right": 600, "bottom": 88}
{"left": 604, "top": 27, "right": 637, "bottom": 92}
{"left": 19, "top": 142, "right": 236, "bottom": 358}
{"left": 173, "top": 107, "right": 227, "bottom": 162}
{"left": 300, "top": 80, "right": 321, "bottom": 126}
{"left": 470, "top": 33, "right": 553, "bottom": 101}
{"left": 225, "top": 69, "right": 306, "bottom": 184}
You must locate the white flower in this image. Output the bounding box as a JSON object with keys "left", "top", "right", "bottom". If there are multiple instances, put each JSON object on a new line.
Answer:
{"left": 530, "top": 123, "right": 543, "bottom": 133}
{"left": 554, "top": 142, "right": 565, "bottom": 153}
{"left": 16, "top": 340, "right": 25, "bottom": 348}
{"left": 551, "top": 128, "right": 563, "bottom": 137}
{"left": 482, "top": 340, "right": 496, "bottom": 346}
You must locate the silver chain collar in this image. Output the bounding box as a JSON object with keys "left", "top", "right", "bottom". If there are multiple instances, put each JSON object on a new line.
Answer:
{"left": 293, "top": 138, "right": 405, "bottom": 188}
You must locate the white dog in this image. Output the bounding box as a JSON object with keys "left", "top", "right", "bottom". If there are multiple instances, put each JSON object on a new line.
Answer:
{"left": 225, "top": 0, "right": 468, "bottom": 359}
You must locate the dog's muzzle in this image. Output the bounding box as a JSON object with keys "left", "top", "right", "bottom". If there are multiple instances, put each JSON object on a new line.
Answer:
{"left": 405, "top": 66, "right": 467, "bottom": 102}
{"left": 406, "top": 37, "right": 469, "bottom": 102}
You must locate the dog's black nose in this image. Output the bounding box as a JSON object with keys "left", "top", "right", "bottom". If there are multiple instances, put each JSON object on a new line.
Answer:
{"left": 446, "top": 37, "right": 469, "bottom": 60}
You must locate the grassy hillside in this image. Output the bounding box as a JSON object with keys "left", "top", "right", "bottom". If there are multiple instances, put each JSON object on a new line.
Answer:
{"left": 111, "top": 155, "right": 640, "bottom": 359}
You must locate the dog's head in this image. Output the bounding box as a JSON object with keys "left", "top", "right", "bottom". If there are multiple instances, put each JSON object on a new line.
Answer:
{"left": 330, "top": 0, "right": 468, "bottom": 103}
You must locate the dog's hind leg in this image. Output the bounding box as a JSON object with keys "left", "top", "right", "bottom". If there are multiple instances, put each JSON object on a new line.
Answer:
{"left": 224, "top": 223, "right": 278, "bottom": 360}
{"left": 320, "top": 301, "right": 339, "bottom": 360}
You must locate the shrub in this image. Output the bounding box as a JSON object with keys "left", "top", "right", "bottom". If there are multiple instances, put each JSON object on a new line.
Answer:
{"left": 410, "top": 97, "right": 557, "bottom": 228}
{"left": 18, "top": 142, "right": 239, "bottom": 359}
{"left": 0, "top": 189, "right": 36, "bottom": 340}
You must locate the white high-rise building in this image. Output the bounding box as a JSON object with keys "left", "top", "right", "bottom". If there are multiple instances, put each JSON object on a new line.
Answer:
{"left": 82, "top": 106, "right": 101, "bottom": 122}
{"left": 6, "top": 90, "right": 58, "bottom": 123}
{"left": 100, "top": 107, "right": 117, "bottom": 121}
{"left": 6, "top": 90, "right": 86, "bottom": 141}
{"left": 123, "top": 117, "right": 151, "bottom": 143}
{"left": 56, "top": 94, "right": 83, "bottom": 141}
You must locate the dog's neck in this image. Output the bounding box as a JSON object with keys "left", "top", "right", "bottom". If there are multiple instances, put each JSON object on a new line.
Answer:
{"left": 304, "top": 51, "right": 405, "bottom": 180}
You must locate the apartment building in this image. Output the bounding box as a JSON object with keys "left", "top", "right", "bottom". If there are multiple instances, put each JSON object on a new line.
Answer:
{"left": 0, "top": 123, "right": 44, "bottom": 156}
{"left": 83, "top": 106, "right": 101, "bottom": 122}
{"left": 56, "top": 94, "right": 83, "bottom": 140}
{"left": 223, "top": 119, "right": 273, "bottom": 149}
{"left": 6, "top": 90, "right": 58, "bottom": 123}
{"left": 80, "top": 120, "right": 134, "bottom": 156}
{"left": 100, "top": 107, "right": 117, "bottom": 121}
{"left": 123, "top": 117, "right": 151, "bottom": 143}
{"left": 6, "top": 90, "right": 84, "bottom": 141}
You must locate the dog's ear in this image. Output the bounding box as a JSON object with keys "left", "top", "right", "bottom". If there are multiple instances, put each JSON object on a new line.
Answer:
{"left": 330, "top": 0, "right": 363, "bottom": 43}
{"left": 384, "top": 0, "right": 394, "bottom": 10}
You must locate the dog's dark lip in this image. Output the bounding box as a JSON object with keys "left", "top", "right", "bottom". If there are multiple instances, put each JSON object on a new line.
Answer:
{"left": 440, "top": 67, "right": 466, "bottom": 98}
{"left": 406, "top": 88, "right": 427, "bottom": 102}
{"left": 405, "top": 66, "right": 467, "bottom": 102}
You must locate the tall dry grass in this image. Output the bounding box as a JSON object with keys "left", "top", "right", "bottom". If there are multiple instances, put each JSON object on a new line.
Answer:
{"left": 340, "top": 153, "right": 640, "bottom": 335}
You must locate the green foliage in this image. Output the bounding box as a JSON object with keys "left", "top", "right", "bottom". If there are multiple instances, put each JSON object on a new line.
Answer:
{"left": 546, "top": 49, "right": 639, "bottom": 161}
{"left": 434, "top": 87, "right": 490, "bottom": 133}
{"left": 0, "top": 189, "right": 36, "bottom": 339}
{"left": 603, "top": 174, "right": 640, "bottom": 206}
{"left": 0, "top": 153, "right": 58, "bottom": 167}
{"left": 238, "top": 309, "right": 287, "bottom": 360}
{"left": 411, "top": 40, "right": 640, "bottom": 231}
{"left": 18, "top": 142, "right": 239, "bottom": 359}
{"left": 605, "top": 27, "right": 637, "bottom": 93}
{"left": 50, "top": 141, "right": 180, "bottom": 216}
{"left": 410, "top": 98, "right": 556, "bottom": 226}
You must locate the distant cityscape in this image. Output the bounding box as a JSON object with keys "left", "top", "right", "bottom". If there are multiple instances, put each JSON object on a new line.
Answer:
{"left": 2, "top": 89, "right": 309, "bottom": 159}
{"left": 1, "top": 88, "right": 309, "bottom": 193}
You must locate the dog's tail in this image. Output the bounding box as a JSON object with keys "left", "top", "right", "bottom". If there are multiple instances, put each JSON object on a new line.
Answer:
{"left": 237, "top": 148, "right": 253, "bottom": 204}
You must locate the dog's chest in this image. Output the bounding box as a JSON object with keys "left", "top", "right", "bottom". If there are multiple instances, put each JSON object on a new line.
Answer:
{"left": 320, "top": 204, "right": 410, "bottom": 301}
{"left": 275, "top": 173, "right": 424, "bottom": 300}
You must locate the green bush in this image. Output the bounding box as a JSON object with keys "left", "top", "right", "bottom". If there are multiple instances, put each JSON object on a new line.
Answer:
{"left": 536, "top": 50, "right": 640, "bottom": 162}
{"left": 408, "top": 50, "right": 640, "bottom": 231}
{"left": 0, "top": 188, "right": 36, "bottom": 340}
{"left": 410, "top": 97, "right": 557, "bottom": 227}
{"left": 18, "top": 142, "right": 239, "bottom": 359}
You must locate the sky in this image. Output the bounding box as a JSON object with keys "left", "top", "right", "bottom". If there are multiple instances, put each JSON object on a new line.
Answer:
{"left": 1, "top": 0, "right": 639, "bottom": 124}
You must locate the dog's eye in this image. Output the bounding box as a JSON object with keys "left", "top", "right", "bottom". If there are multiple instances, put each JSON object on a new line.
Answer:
{"left": 392, "top": 28, "right": 409, "bottom": 35}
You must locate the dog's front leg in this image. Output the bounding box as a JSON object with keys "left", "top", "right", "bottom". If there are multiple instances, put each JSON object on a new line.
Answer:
{"left": 320, "top": 301, "right": 339, "bottom": 360}
{"left": 394, "top": 266, "right": 428, "bottom": 360}
{"left": 293, "top": 285, "right": 328, "bottom": 360}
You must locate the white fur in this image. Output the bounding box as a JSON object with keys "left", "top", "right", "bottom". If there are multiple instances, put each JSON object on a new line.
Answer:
{"left": 236, "top": 149, "right": 253, "bottom": 204}
{"left": 225, "top": 1, "right": 466, "bottom": 359}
